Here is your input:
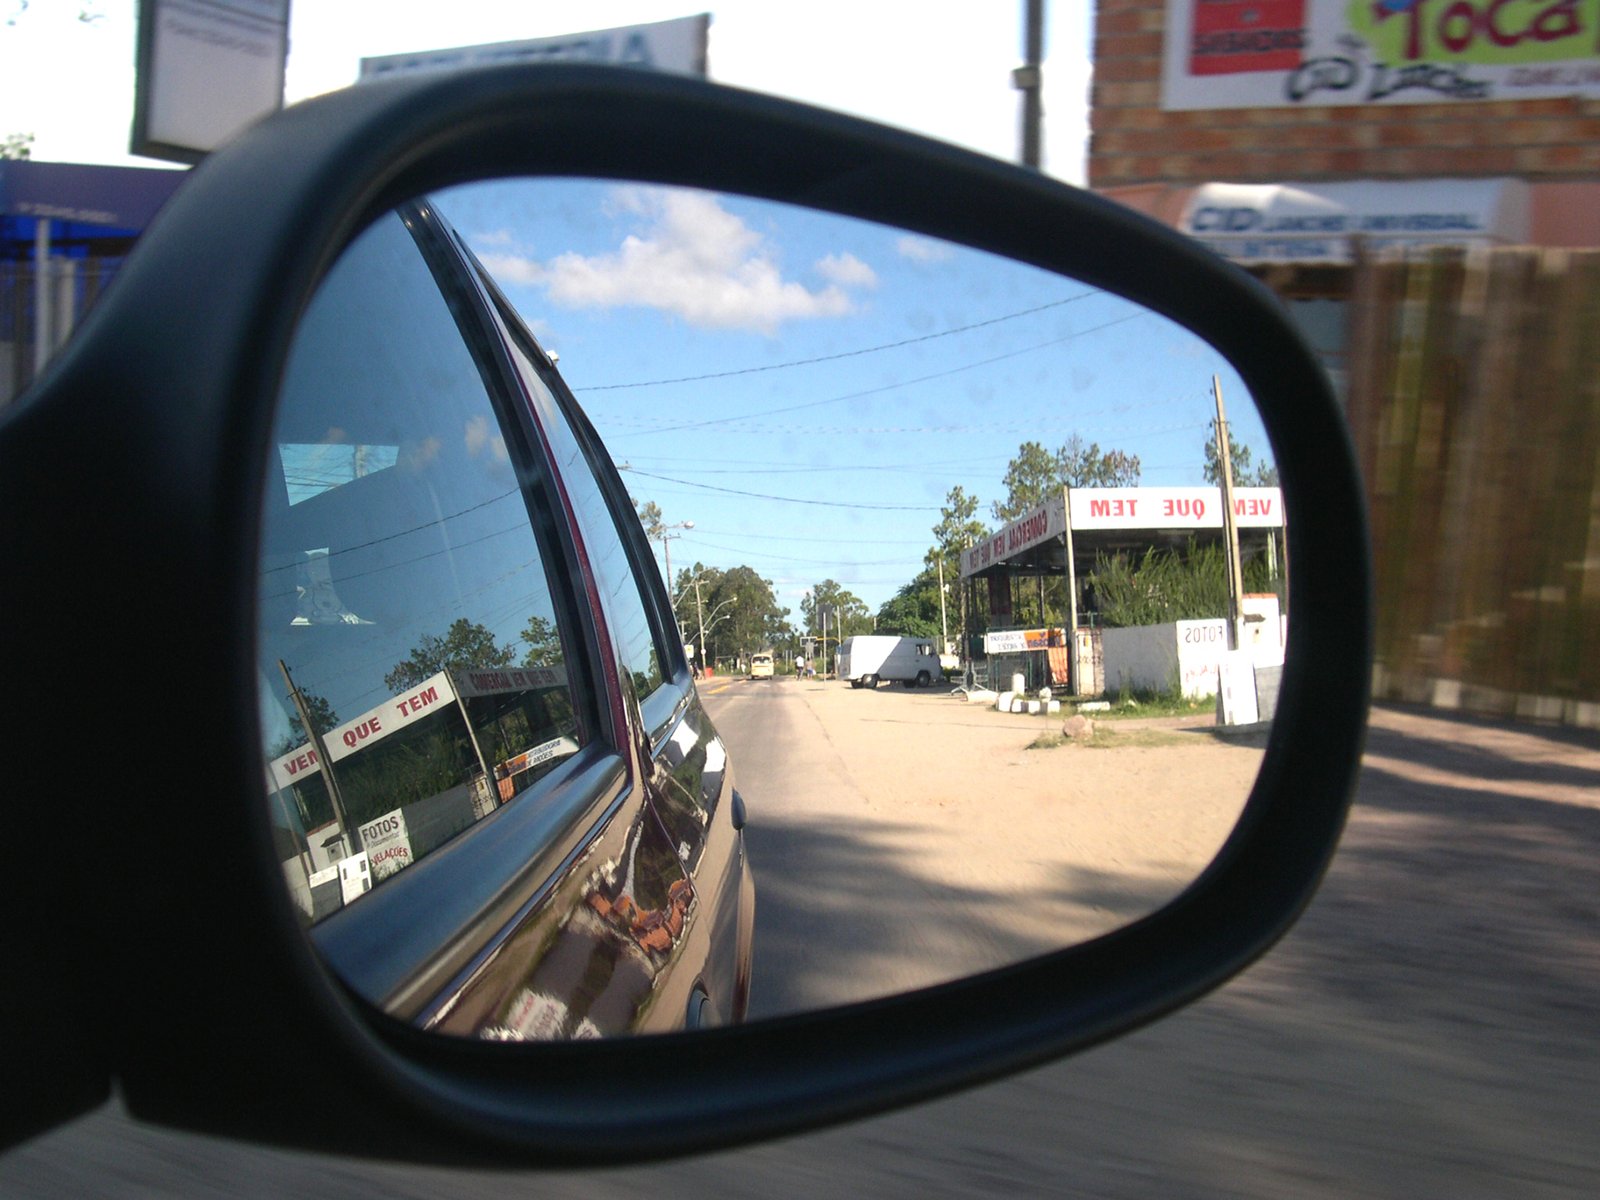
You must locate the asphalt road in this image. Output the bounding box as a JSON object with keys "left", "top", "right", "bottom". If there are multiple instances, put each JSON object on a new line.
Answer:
{"left": 3, "top": 699, "right": 1596, "bottom": 1198}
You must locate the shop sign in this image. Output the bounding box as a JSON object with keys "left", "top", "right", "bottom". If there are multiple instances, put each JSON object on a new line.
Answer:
{"left": 452, "top": 665, "right": 569, "bottom": 698}
{"left": 1163, "top": 0, "right": 1600, "bottom": 110}
{"left": 962, "top": 493, "right": 1067, "bottom": 577}
{"left": 1181, "top": 180, "right": 1528, "bottom": 263}
{"left": 1069, "top": 487, "right": 1284, "bottom": 531}
{"left": 358, "top": 808, "right": 413, "bottom": 881}
{"left": 984, "top": 629, "right": 1061, "bottom": 654}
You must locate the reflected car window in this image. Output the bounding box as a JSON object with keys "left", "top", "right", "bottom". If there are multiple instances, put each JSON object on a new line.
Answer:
{"left": 258, "top": 211, "right": 588, "bottom": 924}
{"left": 497, "top": 318, "right": 668, "bottom": 705}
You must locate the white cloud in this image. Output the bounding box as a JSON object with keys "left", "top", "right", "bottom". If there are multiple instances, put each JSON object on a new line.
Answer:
{"left": 897, "top": 236, "right": 954, "bottom": 264}
{"left": 496, "top": 188, "right": 872, "bottom": 334}
{"left": 815, "top": 253, "right": 877, "bottom": 288}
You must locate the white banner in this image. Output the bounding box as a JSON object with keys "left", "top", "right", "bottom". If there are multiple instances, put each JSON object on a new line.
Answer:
{"left": 1068, "top": 487, "right": 1284, "bottom": 532}
{"left": 359, "top": 16, "right": 710, "bottom": 82}
{"left": 1163, "top": 0, "right": 1600, "bottom": 111}
{"left": 962, "top": 493, "right": 1068, "bottom": 577}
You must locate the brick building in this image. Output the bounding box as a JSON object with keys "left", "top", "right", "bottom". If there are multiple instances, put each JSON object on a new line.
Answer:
{"left": 1090, "top": 0, "right": 1600, "bottom": 391}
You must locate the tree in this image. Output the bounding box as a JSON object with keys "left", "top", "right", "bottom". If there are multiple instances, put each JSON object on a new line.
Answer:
{"left": 1057, "top": 434, "right": 1141, "bottom": 487}
{"left": 929, "top": 486, "right": 988, "bottom": 652}
{"left": 876, "top": 566, "right": 942, "bottom": 640}
{"left": 700, "top": 565, "right": 789, "bottom": 665}
{"left": 520, "top": 614, "right": 562, "bottom": 667}
{"left": 270, "top": 690, "right": 338, "bottom": 757}
{"left": 993, "top": 437, "right": 1142, "bottom": 525}
{"left": 1, "top": 132, "right": 33, "bottom": 160}
{"left": 1203, "top": 419, "right": 1279, "bottom": 487}
{"left": 991, "top": 440, "right": 1058, "bottom": 525}
{"left": 635, "top": 499, "right": 664, "bottom": 540}
{"left": 385, "top": 618, "right": 517, "bottom": 693}
{"left": 800, "top": 580, "right": 871, "bottom": 642}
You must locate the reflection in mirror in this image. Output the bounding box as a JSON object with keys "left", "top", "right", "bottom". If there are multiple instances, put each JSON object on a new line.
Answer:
{"left": 258, "top": 181, "right": 1282, "bottom": 1039}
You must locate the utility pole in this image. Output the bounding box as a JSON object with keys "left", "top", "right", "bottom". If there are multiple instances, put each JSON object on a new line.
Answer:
{"left": 694, "top": 575, "right": 707, "bottom": 673}
{"left": 279, "top": 659, "right": 359, "bottom": 858}
{"left": 937, "top": 553, "right": 949, "bottom": 651}
{"left": 1014, "top": 0, "right": 1045, "bottom": 169}
{"left": 1214, "top": 375, "right": 1246, "bottom": 649}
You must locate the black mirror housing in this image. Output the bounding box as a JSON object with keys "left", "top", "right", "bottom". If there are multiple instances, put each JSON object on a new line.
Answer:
{"left": 0, "top": 66, "right": 1369, "bottom": 1162}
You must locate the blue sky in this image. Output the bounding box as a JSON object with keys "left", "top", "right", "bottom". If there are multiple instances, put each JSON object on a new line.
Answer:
{"left": 5, "top": 3, "right": 1272, "bottom": 613}
{"left": 434, "top": 180, "right": 1268, "bottom": 614}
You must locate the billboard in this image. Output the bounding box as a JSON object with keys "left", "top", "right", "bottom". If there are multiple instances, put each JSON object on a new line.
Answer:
{"left": 132, "top": 0, "right": 290, "bottom": 164}
{"left": 359, "top": 16, "right": 710, "bottom": 83}
{"left": 1163, "top": 0, "right": 1600, "bottom": 110}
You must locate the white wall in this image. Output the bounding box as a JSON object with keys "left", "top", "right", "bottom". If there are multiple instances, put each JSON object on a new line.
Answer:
{"left": 1101, "top": 619, "right": 1230, "bottom": 698}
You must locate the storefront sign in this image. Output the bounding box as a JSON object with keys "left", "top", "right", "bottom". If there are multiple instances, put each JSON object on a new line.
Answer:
{"left": 452, "top": 665, "right": 569, "bottom": 698}
{"left": 984, "top": 629, "right": 1061, "bottom": 654}
{"left": 1181, "top": 179, "right": 1528, "bottom": 263}
{"left": 1068, "top": 487, "right": 1284, "bottom": 532}
{"left": 1164, "top": 0, "right": 1600, "bottom": 110}
{"left": 962, "top": 493, "right": 1067, "bottom": 577}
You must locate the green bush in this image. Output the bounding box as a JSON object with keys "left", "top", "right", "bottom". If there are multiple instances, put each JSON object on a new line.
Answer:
{"left": 1092, "top": 540, "right": 1281, "bottom": 628}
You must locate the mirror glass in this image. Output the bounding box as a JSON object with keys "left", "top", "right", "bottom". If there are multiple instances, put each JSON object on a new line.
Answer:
{"left": 257, "top": 179, "right": 1283, "bottom": 1038}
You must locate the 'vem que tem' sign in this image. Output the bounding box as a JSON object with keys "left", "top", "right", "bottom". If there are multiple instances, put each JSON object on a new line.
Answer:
{"left": 961, "top": 487, "right": 1283, "bottom": 577}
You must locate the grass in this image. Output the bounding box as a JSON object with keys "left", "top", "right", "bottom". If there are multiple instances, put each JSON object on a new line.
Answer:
{"left": 1083, "top": 685, "right": 1214, "bottom": 721}
{"left": 1027, "top": 727, "right": 1189, "bottom": 751}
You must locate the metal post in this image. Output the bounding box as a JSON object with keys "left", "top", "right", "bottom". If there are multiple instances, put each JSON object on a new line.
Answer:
{"left": 1014, "top": 0, "right": 1045, "bottom": 169}
{"left": 32, "top": 218, "right": 52, "bottom": 376}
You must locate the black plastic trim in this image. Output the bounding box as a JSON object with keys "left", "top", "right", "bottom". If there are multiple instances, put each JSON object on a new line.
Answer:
{"left": 0, "top": 66, "right": 1369, "bottom": 1163}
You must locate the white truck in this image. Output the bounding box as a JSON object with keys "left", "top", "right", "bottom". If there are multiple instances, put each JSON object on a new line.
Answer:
{"left": 837, "top": 635, "right": 945, "bottom": 689}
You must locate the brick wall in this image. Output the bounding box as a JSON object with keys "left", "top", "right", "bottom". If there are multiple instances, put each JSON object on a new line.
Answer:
{"left": 1091, "top": 0, "right": 1600, "bottom": 188}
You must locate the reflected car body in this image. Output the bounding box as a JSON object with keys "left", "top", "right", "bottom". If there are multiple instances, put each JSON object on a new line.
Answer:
{"left": 263, "top": 200, "right": 754, "bottom": 1037}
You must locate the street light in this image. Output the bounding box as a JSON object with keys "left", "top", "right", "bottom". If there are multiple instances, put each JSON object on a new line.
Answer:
{"left": 698, "top": 591, "right": 737, "bottom": 672}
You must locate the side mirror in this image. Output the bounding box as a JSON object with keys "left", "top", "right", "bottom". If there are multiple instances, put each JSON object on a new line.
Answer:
{"left": 0, "top": 65, "right": 1369, "bottom": 1162}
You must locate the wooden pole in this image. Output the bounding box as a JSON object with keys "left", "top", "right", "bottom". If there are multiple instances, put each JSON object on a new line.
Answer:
{"left": 1214, "top": 375, "right": 1246, "bottom": 649}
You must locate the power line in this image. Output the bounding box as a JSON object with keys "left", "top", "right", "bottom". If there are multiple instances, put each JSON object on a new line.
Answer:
{"left": 622, "top": 468, "right": 942, "bottom": 511}
{"left": 602, "top": 311, "right": 1150, "bottom": 438}
{"left": 577, "top": 293, "right": 1101, "bottom": 392}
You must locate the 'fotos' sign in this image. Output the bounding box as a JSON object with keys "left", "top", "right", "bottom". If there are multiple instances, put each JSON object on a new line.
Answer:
{"left": 1163, "top": 0, "right": 1600, "bottom": 110}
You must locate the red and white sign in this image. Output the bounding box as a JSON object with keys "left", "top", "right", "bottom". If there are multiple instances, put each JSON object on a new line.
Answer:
{"left": 961, "top": 487, "right": 1283, "bottom": 577}
{"left": 1069, "top": 487, "right": 1283, "bottom": 531}
{"left": 269, "top": 671, "right": 463, "bottom": 780}
{"left": 962, "top": 494, "right": 1068, "bottom": 577}
{"left": 324, "top": 671, "right": 457, "bottom": 764}
{"left": 358, "top": 808, "right": 413, "bottom": 881}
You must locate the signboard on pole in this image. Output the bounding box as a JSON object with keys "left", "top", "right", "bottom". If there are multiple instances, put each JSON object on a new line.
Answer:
{"left": 359, "top": 15, "right": 710, "bottom": 83}
{"left": 132, "top": 0, "right": 290, "bottom": 164}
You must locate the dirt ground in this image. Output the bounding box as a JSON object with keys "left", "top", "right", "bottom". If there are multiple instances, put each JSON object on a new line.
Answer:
{"left": 759, "top": 678, "right": 1264, "bottom": 982}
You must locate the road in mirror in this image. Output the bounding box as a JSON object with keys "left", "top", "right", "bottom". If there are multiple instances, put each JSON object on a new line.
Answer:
{"left": 257, "top": 179, "right": 1284, "bottom": 1036}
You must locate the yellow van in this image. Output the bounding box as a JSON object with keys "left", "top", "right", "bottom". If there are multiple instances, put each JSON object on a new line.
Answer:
{"left": 749, "top": 653, "right": 775, "bottom": 680}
